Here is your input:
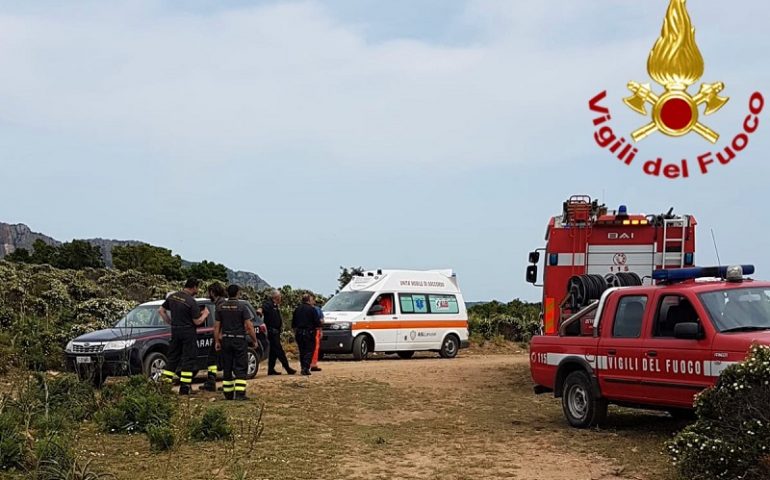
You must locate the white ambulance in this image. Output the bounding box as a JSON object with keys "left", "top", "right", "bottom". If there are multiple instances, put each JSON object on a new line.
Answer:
{"left": 320, "top": 269, "right": 469, "bottom": 360}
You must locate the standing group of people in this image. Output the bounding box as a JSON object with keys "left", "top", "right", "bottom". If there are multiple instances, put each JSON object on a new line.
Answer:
{"left": 263, "top": 289, "right": 324, "bottom": 376}
{"left": 158, "top": 278, "right": 326, "bottom": 400}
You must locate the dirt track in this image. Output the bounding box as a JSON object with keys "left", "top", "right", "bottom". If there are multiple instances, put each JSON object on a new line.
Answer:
{"left": 80, "top": 352, "right": 682, "bottom": 480}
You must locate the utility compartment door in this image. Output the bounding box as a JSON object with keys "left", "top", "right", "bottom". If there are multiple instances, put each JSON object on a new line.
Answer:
{"left": 586, "top": 244, "right": 655, "bottom": 282}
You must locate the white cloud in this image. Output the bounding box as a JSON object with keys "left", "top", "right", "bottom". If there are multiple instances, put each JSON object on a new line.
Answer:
{"left": 0, "top": 0, "right": 663, "bottom": 170}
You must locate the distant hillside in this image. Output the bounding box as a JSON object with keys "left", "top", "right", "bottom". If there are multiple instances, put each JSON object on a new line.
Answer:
{"left": 0, "top": 222, "right": 270, "bottom": 290}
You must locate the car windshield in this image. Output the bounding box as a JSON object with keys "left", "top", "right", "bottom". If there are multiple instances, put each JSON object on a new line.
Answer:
{"left": 114, "top": 305, "right": 167, "bottom": 328}
{"left": 323, "top": 291, "right": 375, "bottom": 312}
{"left": 699, "top": 287, "right": 770, "bottom": 332}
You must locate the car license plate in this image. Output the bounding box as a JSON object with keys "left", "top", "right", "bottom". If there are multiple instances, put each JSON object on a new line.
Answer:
{"left": 76, "top": 356, "right": 92, "bottom": 364}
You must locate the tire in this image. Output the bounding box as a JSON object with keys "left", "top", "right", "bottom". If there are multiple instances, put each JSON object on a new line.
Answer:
{"left": 439, "top": 335, "right": 460, "bottom": 359}
{"left": 143, "top": 352, "right": 168, "bottom": 383}
{"left": 246, "top": 348, "right": 259, "bottom": 379}
{"left": 397, "top": 351, "right": 415, "bottom": 359}
{"left": 561, "top": 370, "right": 607, "bottom": 428}
{"left": 352, "top": 335, "right": 372, "bottom": 361}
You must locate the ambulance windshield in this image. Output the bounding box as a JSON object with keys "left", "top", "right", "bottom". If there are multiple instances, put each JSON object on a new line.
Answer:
{"left": 699, "top": 287, "right": 770, "bottom": 332}
{"left": 323, "top": 291, "right": 375, "bottom": 312}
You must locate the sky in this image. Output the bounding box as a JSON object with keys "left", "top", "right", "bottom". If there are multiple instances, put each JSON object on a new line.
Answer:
{"left": 0, "top": 0, "right": 768, "bottom": 301}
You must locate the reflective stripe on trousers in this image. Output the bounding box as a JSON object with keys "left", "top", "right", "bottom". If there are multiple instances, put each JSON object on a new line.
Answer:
{"left": 222, "top": 380, "right": 235, "bottom": 393}
{"left": 234, "top": 379, "right": 247, "bottom": 392}
{"left": 179, "top": 371, "right": 193, "bottom": 384}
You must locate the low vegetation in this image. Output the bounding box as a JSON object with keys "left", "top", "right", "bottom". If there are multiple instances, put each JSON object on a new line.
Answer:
{"left": 668, "top": 344, "right": 770, "bottom": 480}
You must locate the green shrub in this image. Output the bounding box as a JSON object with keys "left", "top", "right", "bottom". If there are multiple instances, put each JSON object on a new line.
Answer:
{"left": 38, "top": 458, "right": 116, "bottom": 480}
{"left": 668, "top": 344, "right": 770, "bottom": 480}
{"left": 34, "top": 435, "right": 75, "bottom": 476}
{"left": 188, "top": 406, "right": 233, "bottom": 441}
{"left": 146, "top": 424, "right": 175, "bottom": 452}
{"left": 97, "top": 376, "right": 175, "bottom": 434}
{"left": 0, "top": 410, "right": 24, "bottom": 471}
{"left": 33, "top": 373, "right": 97, "bottom": 422}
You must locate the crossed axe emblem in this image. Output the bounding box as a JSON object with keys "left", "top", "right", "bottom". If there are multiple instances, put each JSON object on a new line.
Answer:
{"left": 624, "top": 81, "right": 728, "bottom": 144}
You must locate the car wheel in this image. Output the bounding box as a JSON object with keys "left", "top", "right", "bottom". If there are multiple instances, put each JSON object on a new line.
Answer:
{"left": 143, "top": 352, "right": 168, "bottom": 383}
{"left": 397, "top": 351, "right": 415, "bottom": 359}
{"left": 352, "top": 335, "right": 371, "bottom": 361}
{"left": 439, "top": 335, "right": 459, "bottom": 359}
{"left": 246, "top": 348, "right": 259, "bottom": 379}
{"left": 562, "top": 370, "right": 607, "bottom": 428}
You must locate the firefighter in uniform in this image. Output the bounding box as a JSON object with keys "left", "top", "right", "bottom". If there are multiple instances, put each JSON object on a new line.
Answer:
{"left": 292, "top": 293, "right": 322, "bottom": 376}
{"left": 201, "top": 282, "right": 227, "bottom": 392}
{"left": 214, "top": 284, "right": 257, "bottom": 400}
{"left": 158, "top": 278, "right": 209, "bottom": 395}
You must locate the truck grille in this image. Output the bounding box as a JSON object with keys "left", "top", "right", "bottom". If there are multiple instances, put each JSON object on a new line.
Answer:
{"left": 71, "top": 343, "right": 104, "bottom": 354}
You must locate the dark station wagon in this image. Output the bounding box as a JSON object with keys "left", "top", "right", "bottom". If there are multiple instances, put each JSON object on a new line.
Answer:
{"left": 65, "top": 298, "right": 269, "bottom": 387}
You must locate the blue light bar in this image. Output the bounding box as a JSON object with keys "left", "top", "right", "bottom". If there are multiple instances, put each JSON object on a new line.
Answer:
{"left": 618, "top": 205, "right": 628, "bottom": 215}
{"left": 652, "top": 265, "right": 755, "bottom": 282}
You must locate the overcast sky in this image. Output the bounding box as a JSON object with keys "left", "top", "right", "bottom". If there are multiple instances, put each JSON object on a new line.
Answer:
{"left": 1, "top": 0, "right": 768, "bottom": 301}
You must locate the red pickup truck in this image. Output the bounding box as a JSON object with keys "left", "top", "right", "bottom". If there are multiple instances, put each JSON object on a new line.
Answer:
{"left": 530, "top": 265, "right": 770, "bottom": 428}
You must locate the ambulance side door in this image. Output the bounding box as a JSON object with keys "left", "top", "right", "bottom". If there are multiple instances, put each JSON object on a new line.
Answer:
{"left": 396, "top": 293, "right": 429, "bottom": 350}
{"left": 597, "top": 294, "right": 649, "bottom": 402}
{"left": 641, "top": 292, "right": 713, "bottom": 408}
{"left": 365, "top": 293, "right": 398, "bottom": 351}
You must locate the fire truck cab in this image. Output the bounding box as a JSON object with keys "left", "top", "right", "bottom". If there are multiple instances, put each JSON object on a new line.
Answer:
{"left": 526, "top": 195, "right": 696, "bottom": 335}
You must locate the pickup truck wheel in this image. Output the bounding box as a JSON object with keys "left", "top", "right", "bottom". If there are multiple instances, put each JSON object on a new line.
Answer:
{"left": 562, "top": 371, "right": 607, "bottom": 428}
{"left": 143, "top": 352, "right": 168, "bottom": 383}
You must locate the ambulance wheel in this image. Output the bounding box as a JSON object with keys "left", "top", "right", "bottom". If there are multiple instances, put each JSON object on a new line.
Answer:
{"left": 352, "top": 335, "right": 372, "bottom": 360}
{"left": 439, "top": 335, "right": 459, "bottom": 359}
{"left": 397, "top": 351, "right": 415, "bottom": 359}
{"left": 562, "top": 370, "right": 607, "bottom": 428}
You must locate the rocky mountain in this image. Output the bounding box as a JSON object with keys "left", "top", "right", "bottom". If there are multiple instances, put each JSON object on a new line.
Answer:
{"left": 0, "top": 222, "right": 270, "bottom": 290}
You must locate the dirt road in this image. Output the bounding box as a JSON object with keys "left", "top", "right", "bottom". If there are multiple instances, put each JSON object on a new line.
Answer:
{"left": 82, "top": 352, "right": 683, "bottom": 480}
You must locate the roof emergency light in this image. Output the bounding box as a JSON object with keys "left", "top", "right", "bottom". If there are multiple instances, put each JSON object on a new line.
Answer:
{"left": 653, "top": 265, "right": 754, "bottom": 282}
{"left": 618, "top": 205, "right": 628, "bottom": 216}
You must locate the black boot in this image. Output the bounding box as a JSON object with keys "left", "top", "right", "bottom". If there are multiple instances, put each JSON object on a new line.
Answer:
{"left": 285, "top": 366, "right": 297, "bottom": 375}
{"left": 224, "top": 392, "right": 234, "bottom": 400}
{"left": 200, "top": 373, "right": 217, "bottom": 392}
{"left": 301, "top": 369, "right": 311, "bottom": 376}
{"left": 179, "top": 384, "right": 196, "bottom": 395}
{"left": 234, "top": 392, "right": 249, "bottom": 401}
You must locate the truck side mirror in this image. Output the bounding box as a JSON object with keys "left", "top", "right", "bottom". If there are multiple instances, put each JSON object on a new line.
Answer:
{"left": 526, "top": 265, "right": 538, "bottom": 284}
{"left": 528, "top": 251, "right": 540, "bottom": 264}
{"left": 674, "top": 322, "right": 702, "bottom": 340}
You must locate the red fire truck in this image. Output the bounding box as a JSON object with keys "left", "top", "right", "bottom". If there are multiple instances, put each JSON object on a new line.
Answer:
{"left": 525, "top": 195, "right": 696, "bottom": 335}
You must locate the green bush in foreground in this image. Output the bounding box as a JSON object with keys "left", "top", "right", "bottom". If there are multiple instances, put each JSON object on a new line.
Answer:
{"left": 0, "top": 410, "right": 24, "bottom": 471}
{"left": 97, "top": 375, "right": 175, "bottom": 434}
{"left": 188, "top": 406, "right": 233, "bottom": 441}
{"left": 146, "top": 424, "right": 176, "bottom": 452}
{"left": 668, "top": 344, "right": 770, "bottom": 480}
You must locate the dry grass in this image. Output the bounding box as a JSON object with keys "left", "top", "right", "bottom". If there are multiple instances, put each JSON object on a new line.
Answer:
{"left": 7, "top": 353, "right": 687, "bottom": 479}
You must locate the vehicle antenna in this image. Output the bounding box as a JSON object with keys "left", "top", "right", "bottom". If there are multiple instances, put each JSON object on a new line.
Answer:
{"left": 711, "top": 228, "right": 722, "bottom": 266}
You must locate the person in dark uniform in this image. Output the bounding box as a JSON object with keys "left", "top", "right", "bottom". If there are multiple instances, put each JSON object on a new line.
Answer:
{"left": 292, "top": 293, "right": 322, "bottom": 376}
{"left": 215, "top": 284, "right": 257, "bottom": 400}
{"left": 263, "top": 289, "right": 296, "bottom": 375}
{"left": 201, "top": 282, "right": 227, "bottom": 392}
{"left": 158, "top": 278, "right": 209, "bottom": 395}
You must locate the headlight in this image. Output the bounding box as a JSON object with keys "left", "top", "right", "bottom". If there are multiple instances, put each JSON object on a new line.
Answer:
{"left": 65, "top": 341, "right": 74, "bottom": 352}
{"left": 329, "top": 322, "right": 352, "bottom": 330}
{"left": 103, "top": 340, "right": 136, "bottom": 351}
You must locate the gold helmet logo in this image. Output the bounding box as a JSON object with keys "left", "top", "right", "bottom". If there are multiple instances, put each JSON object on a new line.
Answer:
{"left": 624, "top": 0, "right": 728, "bottom": 143}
